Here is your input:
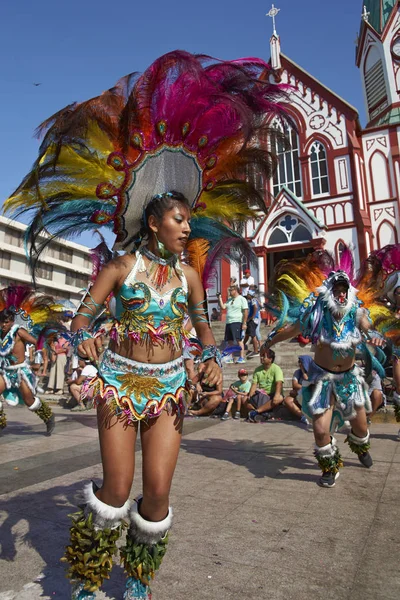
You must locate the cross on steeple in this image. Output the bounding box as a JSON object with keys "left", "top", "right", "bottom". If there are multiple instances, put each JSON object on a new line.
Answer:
{"left": 362, "top": 5, "right": 370, "bottom": 22}
{"left": 267, "top": 4, "right": 280, "bottom": 35}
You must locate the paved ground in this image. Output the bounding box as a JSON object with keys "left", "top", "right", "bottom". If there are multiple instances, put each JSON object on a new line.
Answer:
{"left": 0, "top": 405, "right": 399, "bottom": 600}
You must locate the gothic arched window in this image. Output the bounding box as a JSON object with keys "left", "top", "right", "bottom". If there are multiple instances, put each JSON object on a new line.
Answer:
{"left": 267, "top": 215, "right": 311, "bottom": 246}
{"left": 310, "top": 141, "right": 329, "bottom": 196}
{"left": 271, "top": 121, "right": 302, "bottom": 198}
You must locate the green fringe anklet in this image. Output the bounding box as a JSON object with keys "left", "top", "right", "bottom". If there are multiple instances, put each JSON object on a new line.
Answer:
{"left": 314, "top": 448, "right": 343, "bottom": 474}
{"left": 36, "top": 400, "right": 53, "bottom": 423}
{"left": 62, "top": 508, "right": 125, "bottom": 594}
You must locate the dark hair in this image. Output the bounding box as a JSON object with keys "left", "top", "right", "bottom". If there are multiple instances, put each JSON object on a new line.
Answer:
{"left": 127, "top": 191, "right": 191, "bottom": 250}
{"left": 0, "top": 308, "right": 16, "bottom": 323}
{"left": 262, "top": 347, "right": 275, "bottom": 362}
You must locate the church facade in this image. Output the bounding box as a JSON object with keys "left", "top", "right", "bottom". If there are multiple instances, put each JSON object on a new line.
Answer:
{"left": 217, "top": 1, "right": 400, "bottom": 300}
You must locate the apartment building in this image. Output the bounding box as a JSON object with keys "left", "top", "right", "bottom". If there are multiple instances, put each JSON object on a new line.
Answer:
{"left": 0, "top": 215, "right": 92, "bottom": 306}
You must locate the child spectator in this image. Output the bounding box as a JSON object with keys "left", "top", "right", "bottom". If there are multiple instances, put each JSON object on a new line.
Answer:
{"left": 221, "top": 368, "right": 251, "bottom": 420}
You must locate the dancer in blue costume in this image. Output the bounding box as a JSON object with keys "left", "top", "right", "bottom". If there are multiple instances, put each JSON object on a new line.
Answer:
{"left": 0, "top": 286, "right": 57, "bottom": 436}
{"left": 4, "top": 51, "right": 291, "bottom": 598}
{"left": 264, "top": 247, "right": 385, "bottom": 488}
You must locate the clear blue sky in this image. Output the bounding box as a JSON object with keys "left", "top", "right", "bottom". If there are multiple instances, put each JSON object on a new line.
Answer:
{"left": 0, "top": 0, "right": 366, "bottom": 246}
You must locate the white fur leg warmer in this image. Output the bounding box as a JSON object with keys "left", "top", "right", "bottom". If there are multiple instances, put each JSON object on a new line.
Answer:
{"left": 83, "top": 482, "right": 130, "bottom": 530}
{"left": 347, "top": 430, "right": 370, "bottom": 446}
{"left": 28, "top": 397, "right": 42, "bottom": 412}
{"left": 314, "top": 436, "right": 338, "bottom": 457}
{"left": 129, "top": 498, "right": 173, "bottom": 545}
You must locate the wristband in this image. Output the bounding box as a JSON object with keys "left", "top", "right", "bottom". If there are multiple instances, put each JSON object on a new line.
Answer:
{"left": 201, "top": 344, "right": 222, "bottom": 367}
{"left": 72, "top": 328, "right": 94, "bottom": 352}
{"left": 365, "top": 330, "right": 384, "bottom": 344}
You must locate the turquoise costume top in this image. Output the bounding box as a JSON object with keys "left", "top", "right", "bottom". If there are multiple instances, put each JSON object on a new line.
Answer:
{"left": 300, "top": 292, "right": 363, "bottom": 357}
{"left": 0, "top": 324, "right": 20, "bottom": 368}
{"left": 110, "top": 251, "right": 189, "bottom": 351}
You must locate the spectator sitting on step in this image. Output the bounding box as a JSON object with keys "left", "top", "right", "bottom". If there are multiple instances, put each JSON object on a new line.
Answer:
{"left": 210, "top": 307, "right": 221, "bottom": 322}
{"left": 188, "top": 378, "right": 224, "bottom": 417}
{"left": 221, "top": 368, "right": 251, "bottom": 420}
{"left": 68, "top": 359, "right": 98, "bottom": 411}
{"left": 282, "top": 355, "right": 312, "bottom": 422}
{"left": 244, "top": 347, "right": 284, "bottom": 421}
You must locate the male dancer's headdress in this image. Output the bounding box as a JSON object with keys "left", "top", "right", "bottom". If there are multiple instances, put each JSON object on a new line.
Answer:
{"left": 267, "top": 245, "right": 382, "bottom": 339}
{"left": 0, "top": 285, "right": 62, "bottom": 339}
{"left": 4, "top": 50, "right": 291, "bottom": 286}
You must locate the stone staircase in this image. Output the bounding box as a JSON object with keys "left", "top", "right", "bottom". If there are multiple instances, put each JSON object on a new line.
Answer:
{"left": 210, "top": 321, "right": 313, "bottom": 393}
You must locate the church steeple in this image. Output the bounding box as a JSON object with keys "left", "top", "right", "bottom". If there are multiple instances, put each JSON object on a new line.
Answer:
{"left": 360, "top": 1, "right": 397, "bottom": 34}
{"left": 356, "top": 1, "right": 400, "bottom": 126}
{"left": 267, "top": 4, "right": 281, "bottom": 71}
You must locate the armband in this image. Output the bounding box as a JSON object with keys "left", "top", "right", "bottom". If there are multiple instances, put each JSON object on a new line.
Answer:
{"left": 189, "top": 299, "right": 209, "bottom": 325}
{"left": 201, "top": 344, "right": 222, "bottom": 367}
{"left": 72, "top": 328, "right": 94, "bottom": 352}
{"left": 76, "top": 286, "right": 103, "bottom": 321}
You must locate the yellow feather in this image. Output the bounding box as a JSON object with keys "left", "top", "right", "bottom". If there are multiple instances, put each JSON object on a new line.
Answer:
{"left": 200, "top": 186, "right": 259, "bottom": 222}
{"left": 4, "top": 122, "right": 119, "bottom": 213}
{"left": 277, "top": 273, "right": 311, "bottom": 303}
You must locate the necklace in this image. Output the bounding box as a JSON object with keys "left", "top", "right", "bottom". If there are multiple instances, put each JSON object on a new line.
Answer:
{"left": 141, "top": 246, "right": 178, "bottom": 291}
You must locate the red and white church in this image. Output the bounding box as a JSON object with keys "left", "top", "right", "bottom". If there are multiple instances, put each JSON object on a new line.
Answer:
{"left": 216, "top": 1, "right": 400, "bottom": 302}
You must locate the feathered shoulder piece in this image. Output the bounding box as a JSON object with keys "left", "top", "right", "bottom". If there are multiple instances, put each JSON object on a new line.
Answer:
{"left": 0, "top": 285, "right": 62, "bottom": 335}
{"left": 4, "top": 50, "right": 291, "bottom": 284}
{"left": 360, "top": 243, "right": 400, "bottom": 346}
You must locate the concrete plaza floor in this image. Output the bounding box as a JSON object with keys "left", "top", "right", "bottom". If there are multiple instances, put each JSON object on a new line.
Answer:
{"left": 0, "top": 405, "right": 399, "bottom": 600}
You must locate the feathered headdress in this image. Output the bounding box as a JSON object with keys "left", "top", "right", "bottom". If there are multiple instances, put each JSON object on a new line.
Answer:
{"left": 0, "top": 285, "right": 62, "bottom": 338}
{"left": 266, "top": 245, "right": 385, "bottom": 341}
{"left": 359, "top": 243, "right": 400, "bottom": 346}
{"left": 4, "top": 51, "right": 291, "bottom": 283}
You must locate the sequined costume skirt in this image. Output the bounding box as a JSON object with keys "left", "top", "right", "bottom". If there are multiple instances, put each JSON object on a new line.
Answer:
{"left": 302, "top": 361, "right": 371, "bottom": 431}
{"left": 0, "top": 362, "right": 36, "bottom": 406}
{"left": 89, "top": 349, "right": 188, "bottom": 422}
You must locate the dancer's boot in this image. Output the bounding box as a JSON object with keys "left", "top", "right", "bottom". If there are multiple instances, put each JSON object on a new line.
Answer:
{"left": 121, "top": 498, "right": 172, "bottom": 599}
{"left": 346, "top": 430, "right": 373, "bottom": 468}
{"left": 29, "top": 397, "right": 55, "bottom": 435}
{"left": 314, "top": 436, "right": 343, "bottom": 487}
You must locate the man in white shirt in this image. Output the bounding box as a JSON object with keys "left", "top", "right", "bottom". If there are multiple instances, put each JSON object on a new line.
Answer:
{"left": 69, "top": 359, "right": 98, "bottom": 410}
{"left": 240, "top": 269, "right": 255, "bottom": 295}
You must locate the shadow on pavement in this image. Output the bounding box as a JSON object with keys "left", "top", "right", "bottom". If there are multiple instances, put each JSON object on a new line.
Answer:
{"left": 0, "top": 481, "right": 126, "bottom": 598}
{"left": 180, "top": 437, "right": 316, "bottom": 481}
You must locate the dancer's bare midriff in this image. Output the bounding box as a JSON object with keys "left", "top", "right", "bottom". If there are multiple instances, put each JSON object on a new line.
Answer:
{"left": 314, "top": 341, "right": 355, "bottom": 372}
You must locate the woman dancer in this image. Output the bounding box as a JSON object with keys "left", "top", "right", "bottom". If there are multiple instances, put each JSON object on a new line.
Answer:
{"left": 5, "top": 51, "right": 290, "bottom": 599}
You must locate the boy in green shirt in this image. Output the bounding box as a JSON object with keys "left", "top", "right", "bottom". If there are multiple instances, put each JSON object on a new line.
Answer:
{"left": 245, "top": 347, "right": 284, "bottom": 422}
{"left": 221, "top": 368, "right": 251, "bottom": 420}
